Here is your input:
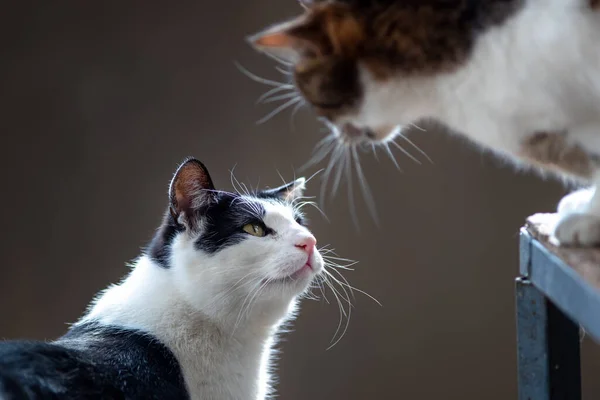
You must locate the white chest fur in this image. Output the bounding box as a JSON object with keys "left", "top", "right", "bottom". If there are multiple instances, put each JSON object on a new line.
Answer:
{"left": 80, "top": 257, "right": 285, "bottom": 400}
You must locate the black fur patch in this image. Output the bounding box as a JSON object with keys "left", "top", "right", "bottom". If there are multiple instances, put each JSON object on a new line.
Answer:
{"left": 0, "top": 322, "right": 188, "bottom": 400}
{"left": 147, "top": 211, "right": 185, "bottom": 269}
{"left": 147, "top": 187, "right": 307, "bottom": 265}
{"left": 195, "top": 192, "right": 267, "bottom": 254}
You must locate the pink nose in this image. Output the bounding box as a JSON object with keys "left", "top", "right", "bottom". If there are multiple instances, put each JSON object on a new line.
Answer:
{"left": 295, "top": 235, "right": 316, "bottom": 255}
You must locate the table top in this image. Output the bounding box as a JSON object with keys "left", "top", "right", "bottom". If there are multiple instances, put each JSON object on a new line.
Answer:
{"left": 521, "top": 213, "right": 600, "bottom": 341}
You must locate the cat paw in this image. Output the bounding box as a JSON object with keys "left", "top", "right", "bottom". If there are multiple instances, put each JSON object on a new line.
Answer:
{"left": 557, "top": 187, "right": 595, "bottom": 215}
{"left": 553, "top": 212, "right": 600, "bottom": 247}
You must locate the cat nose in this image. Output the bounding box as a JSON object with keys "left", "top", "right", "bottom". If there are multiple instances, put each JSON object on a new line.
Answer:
{"left": 341, "top": 124, "right": 375, "bottom": 142}
{"left": 295, "top": 235, "right": 316, "bottom": 255}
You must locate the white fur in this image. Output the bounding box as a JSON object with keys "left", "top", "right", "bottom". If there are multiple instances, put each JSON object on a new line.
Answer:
{"left": 79, "top": 198, "right": 323, "bottom": 400}
{"left": 348, "top": 0, "right": 600, "bottom": 246}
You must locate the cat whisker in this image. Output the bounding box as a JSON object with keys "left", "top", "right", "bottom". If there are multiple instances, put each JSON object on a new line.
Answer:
{"left": 275, "top": 65, "right": 292, "bottom": 75}
{"left": 344, "top": 147, "right": 360, "bottom": 230}
{"left": 303, "top": 168, "right": 325, "bottom": 186}
{"left": 260, "top": 50, "right": 294, "bottom": 67}
{"left": 234, "top": 62, "right": 287, "bottom": 87}
{"left": 322, "top": 275, "right": 347, "bottom": 345}
{"left": 257, "top": 97, "right": 302, "bottom": 125}
{"left": 256, "top": 85, "right": 295, "bottom": 104}
{"left": 352, "top": 146, "right": 379, "bottom": 226}
{"left": 322, "top": 271, "right": 353, "bottom": 350}
{"left": 331, "top": 144, "right": 347, "bottom": 197}
{"left": 319, "top": 143, "right": 344, "bottom": 210}
{"left": 409, "top": 122, "right": 426, "bottom": 132}
{"left": 326, "top": 264, "right": 381, "bottom": 307}
{"left": 289, "top": 99, "right": 306, "bottom": 132}
{"left": 371, "top": 143, "right": 380, "bottom": 162}
{"left": 261, "top": 91, "right": 300, "bottom": 105}
{"left": 301, "top": 136, "right": 336, "bottom": 172}
{"left": 390, "top": 140, "right": 421, "bottom": 165}
{"left": 397, "top": 132, "right": 433, "bottom": 164}
{"left": 384, "top": 142, "right": 403, "bottom": 171}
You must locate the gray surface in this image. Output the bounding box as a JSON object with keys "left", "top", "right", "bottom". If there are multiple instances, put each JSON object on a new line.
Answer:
{"left": 2, "top": 2, "right": 600, "bottom": 399}
{"left": 521, "top": 229, "right": 600, "bottom": 342}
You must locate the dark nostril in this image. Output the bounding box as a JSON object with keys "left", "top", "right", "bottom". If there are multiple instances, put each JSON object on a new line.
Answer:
{"left": 365, "top": 130, "right": 376, "bottom": 139}
{"left": 295, "top": 244, "right": 307, "bottom": 251}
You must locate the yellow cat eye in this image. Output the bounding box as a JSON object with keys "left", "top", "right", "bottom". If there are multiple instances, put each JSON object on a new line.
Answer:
{"left": 242, "top": 223, "right": 266, "bottom": 237}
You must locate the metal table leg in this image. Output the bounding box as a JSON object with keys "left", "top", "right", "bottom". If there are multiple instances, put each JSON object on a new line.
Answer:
{"left": 515, "top": 277, "right": 581, "bottom": 400}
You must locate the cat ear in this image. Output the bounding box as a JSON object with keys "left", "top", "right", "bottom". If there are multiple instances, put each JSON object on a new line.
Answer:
{"left": 262, "top": 178, "right": 306, "bottom": 202}
{"left": 168, "top": 158, "right": 216, "bottom": 227}
{"left": 248, "top": 16, "right": 321, "bottom": 63}
{"left": 248, "top": 6, "right": 363, "bottom": 62}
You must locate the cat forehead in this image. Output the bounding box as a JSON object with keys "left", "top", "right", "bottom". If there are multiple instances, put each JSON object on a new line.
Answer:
{"left": 260, "top": 199, "right": 297, "bottom": 226}
{"left": 213, "top": 193, "right": 298, "bottom": 224}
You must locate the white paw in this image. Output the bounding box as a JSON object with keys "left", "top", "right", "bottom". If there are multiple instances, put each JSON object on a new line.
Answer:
{"left": 553, "top": 212, "right": 600, "bottom": 247}
{"left": 557, "top": 187, "right": 595, "bottom": 215}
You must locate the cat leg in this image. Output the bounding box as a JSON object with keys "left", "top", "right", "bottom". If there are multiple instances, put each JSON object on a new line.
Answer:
{"left": 554, "top": 180, "right": 600, "bottom": 246}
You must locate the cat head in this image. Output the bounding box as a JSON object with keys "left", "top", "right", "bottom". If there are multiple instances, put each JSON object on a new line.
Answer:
{"left": 147, "top": 158, "right": 323, "bottom": 323}
{"left": 249, "top": 0, "right": 520, "bottom": 144}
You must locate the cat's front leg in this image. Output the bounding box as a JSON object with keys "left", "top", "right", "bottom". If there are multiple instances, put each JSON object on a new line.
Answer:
{"left": 554, "top": 182, "right": 600, "bottom": 246}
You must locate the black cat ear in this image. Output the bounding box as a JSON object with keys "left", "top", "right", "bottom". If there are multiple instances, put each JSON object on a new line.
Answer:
{"left": 168, "top": 158, "right": 216, "bottom": 226}
{"left": 262, "top": 178, "right": 306, "bottom": 202}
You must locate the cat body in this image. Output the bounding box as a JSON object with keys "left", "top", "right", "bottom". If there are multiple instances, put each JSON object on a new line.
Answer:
{"left": 0, "top": 158, "right": 323, "bottom": 400}
{"left": 250, "top": 0, "right": 600, "bottom": 246}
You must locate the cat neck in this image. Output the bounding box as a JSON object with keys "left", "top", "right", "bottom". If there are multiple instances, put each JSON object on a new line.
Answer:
{"left": 78, "top": 255, "right": 291, "bottom": 400}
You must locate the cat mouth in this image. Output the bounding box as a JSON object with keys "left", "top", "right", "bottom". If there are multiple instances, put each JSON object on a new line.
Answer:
{"left": 265, "top": 262, "right": 314, "bottom": 285}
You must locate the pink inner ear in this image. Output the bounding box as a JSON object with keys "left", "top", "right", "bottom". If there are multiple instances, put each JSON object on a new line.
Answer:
{"left": 254, "top": 31, "right": 294, "bottom": 49}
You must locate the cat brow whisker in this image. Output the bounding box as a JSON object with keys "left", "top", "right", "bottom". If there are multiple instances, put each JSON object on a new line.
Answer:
{"left": 304, "top": 168, "right": 324, "bottom": 186}
{"left": 260, "top": 50, "right": 293, "bottom": 67}
{"left": 234, "top": 62, "right": 287, "bottom": 87}
{"left": 257, "top": 97, "right": 301, "bottom": 124}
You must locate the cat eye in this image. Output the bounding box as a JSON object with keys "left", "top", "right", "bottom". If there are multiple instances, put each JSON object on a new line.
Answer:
{"left": 242, "top": 223, "right": 266, "bottom": 237}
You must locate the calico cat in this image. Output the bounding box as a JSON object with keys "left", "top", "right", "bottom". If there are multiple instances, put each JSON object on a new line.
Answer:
{"left": 248, "top": 0, "right": 600, "bottom": 247}
{"left": 0, "top": 158, "right": 325, "bottom": 400}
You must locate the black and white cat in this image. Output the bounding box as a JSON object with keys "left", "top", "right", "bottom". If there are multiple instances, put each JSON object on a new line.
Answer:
{"left": 0, "top": 158, "right": 324, "bottom": 400}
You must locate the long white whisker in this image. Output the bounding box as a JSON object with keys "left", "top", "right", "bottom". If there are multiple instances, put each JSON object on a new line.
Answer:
{"left": 331, "top": 146, "right": 346, "bottom": 197}
{"left": 391, "top": 140, "right": 422, "bottom": 165}
{"left": 262, "top": 91, "right": 300, "bottom": 104}
{"left": 384, "top": 142, "right": 402, "bottom": 171}
{"left": 257, "top": 97, "right": 301, "bottom": 124}
{"left": 352, "top": 146, "right": 379, "bottom": 225}
{"left": 235, "top": 62, "right": 287, "bottom": 87}
{"left": 398, "top": 133, "right": 433, "bottom": 164}
{"left": 256, "top": 85, "right": 294, "bottom": 104}
{"left": 345, "top": 148, "right": 359, "bottom": 230}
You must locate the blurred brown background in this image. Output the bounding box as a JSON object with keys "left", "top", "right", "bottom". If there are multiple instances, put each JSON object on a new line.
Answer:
{"left": 2, "top": 2, "right": 599, "bottom": 399}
